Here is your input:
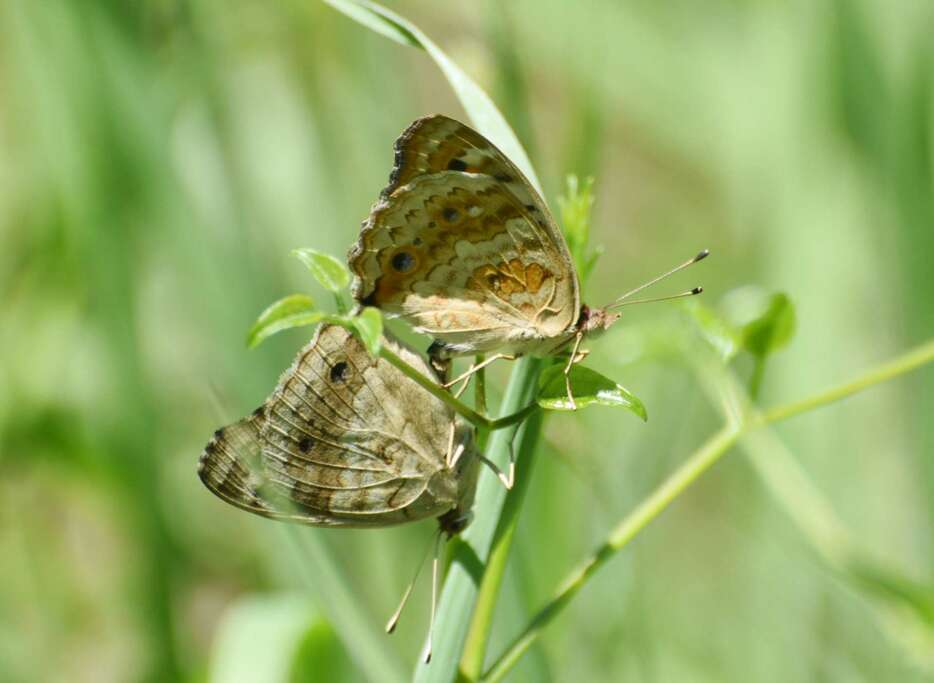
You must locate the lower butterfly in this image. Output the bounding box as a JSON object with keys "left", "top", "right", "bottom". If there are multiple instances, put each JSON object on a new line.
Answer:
{"left": 199, "top": 323, "right": 505, "bottom": 662}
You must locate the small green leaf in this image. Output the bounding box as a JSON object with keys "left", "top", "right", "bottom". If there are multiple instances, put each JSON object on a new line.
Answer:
{"left": 537, "top": 364, "right": 647, "bottom": 420}
{"left": 557, "top": 175, "right": 600, "bottom": 282}
{"left": 247, "top": 294, "right": 324, "bottom": 348}
{"left": 684, "top": 299, "right": 741, "bottom": 362}
{"left": 351, "top": 307, "right": 383, "bottom": 355}
{"left": 741, "top": 292, "right": 796, "bottom": 358}
{"left": 292, "top": 248, "right": 351, "bottom": 293}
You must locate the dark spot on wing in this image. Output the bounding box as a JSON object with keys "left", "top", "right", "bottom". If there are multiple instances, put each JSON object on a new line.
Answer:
{"left": 298, "top": 437, "right": 314, "bottom": 453}
{"left": 330, "top": 361, "right": 350, "bottom": 383}
{"left": 391, "top": 251, "right": 415, "bottom": 273}
{"left": 447, "top": 158, "right": 467, "bottom": 171}
{"left": 442, "top": 207, "right": 460, "bottom": 223}
{"left": 494, "top": 173, "right": 512, "bottom": 182}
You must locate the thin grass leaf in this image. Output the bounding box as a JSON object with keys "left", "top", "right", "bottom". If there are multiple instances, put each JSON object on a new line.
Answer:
{"left": 537, "top": 365, "right": 647, "bottom": 420}
{"left": 321, "top": 0, "right": 542, "bottom": 195}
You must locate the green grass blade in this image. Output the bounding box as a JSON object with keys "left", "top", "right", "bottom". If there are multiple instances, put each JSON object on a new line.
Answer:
{"left": 320, "top": 0, "right": 543, "bottom": 196}
{"left": 415, "top": 358, "right": 543, "bottom": 683}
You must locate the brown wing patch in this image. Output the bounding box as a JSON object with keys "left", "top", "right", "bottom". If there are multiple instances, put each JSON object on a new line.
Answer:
{"left": 385, "top": 115, "right": 524, "bottom": 197}
{"left": 469, "top": 260, "right": 551, "bottom": 299}
{"left": 353, "top": 173, "right": 557, "bottom": 305}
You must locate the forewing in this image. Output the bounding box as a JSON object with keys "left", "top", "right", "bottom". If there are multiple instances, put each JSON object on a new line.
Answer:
{"left": 199, "top": 325, "right": 461, "bottom": 527}
{"left": 350, "top": 115, "right": 580, "bottom": 353}
{"left": 350, "top": 172, "right": 578, "bottom": 353}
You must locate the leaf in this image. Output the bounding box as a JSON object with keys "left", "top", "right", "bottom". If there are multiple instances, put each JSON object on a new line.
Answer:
{"left": 321, "top": 0, "right": 543, "bottom": 196}
{"left": 351, "top": 306, "right": 383, "bottom": 355}
{"left": 557, "top": 175, "right": 601, "bottom": 282}
{"left": 292, "top": 248, "right": 351, "bottom": 293}
{"left": 683, "top": 299, "right": 741, "bottom": 362}
{"left": 741, "top": 292, "right": 796, "bottom": 358}
{"left": 246, "top": 294, "right": 325, "bottom": 348}
{"left": 537, "top": 364, "right": 647, "bottom": 420}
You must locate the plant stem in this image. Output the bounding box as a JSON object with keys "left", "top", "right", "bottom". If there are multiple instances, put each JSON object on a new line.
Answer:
{"left": 763, "top": 338, "right": 934, "bottom": 424}
{"left": 749, "top": 355, "right": 765, "bottom": 400}
{"left": 460, "top": 406, "right": 545, "bottom": 678}
{"left": 414, "top": 357, "right": 544, "bottom": 683}
{"left": 379, "top": 346, "right": 540, "bottom": 431}
{"left": 482, "top": 337, "right": 934, "bottom": 682}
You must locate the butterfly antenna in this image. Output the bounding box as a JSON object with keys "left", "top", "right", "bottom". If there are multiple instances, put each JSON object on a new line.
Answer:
{"left": 607, "top": 249, "right": 709, "bottom": 310}
{"left": 421, "top": 531, "right": 443, "bottom": 664}
{"left": 386, "top": 533, "right": 435, "bottom": 634}
{"left": 610, "top": 287, "right": 704, "bottom": 307}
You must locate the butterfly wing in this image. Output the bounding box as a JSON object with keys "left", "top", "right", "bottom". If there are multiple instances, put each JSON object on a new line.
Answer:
{"left": 349, "top": 115, "right": 580, "bottom": 356}
{"left": 199, "top": 325, "right": 473, "bottom": 527}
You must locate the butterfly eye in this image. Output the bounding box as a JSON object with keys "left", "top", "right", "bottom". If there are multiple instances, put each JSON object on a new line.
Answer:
{"left": 330, "top": 361, "right": 350, "bottom": 382}
{"left": 391, "top": 251, "right": 416, "bottom": 273}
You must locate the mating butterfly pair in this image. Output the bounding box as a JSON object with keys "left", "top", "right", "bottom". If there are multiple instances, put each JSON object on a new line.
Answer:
{"left": 199, "top": 115, "right": 707, "bottom": 658}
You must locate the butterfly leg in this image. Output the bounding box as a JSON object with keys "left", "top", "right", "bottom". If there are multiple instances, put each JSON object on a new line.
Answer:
{"left": 563, "top": 332, "right": 586, "bottom": 410}
{"left": 427, "top": 340, "right": 453, "bottom": 383}
{"left": 476, "top": 426, "right": 517, "bottom": 491}
{"left": 444, "top": 353, "right": 517, "bottom": 391}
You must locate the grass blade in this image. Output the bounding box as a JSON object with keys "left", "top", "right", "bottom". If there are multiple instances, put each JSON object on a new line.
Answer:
{"left": 321, "top": 0, "right": 543, "bottom": 196}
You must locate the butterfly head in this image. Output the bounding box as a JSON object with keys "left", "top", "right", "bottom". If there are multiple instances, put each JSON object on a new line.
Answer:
{"left": 578, "top": 304, "right": 621, "bottom": 339}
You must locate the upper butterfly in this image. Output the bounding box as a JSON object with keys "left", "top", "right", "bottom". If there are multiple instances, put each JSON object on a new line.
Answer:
{"left": 347, "top": 115, "right": 706, "bottom": 399}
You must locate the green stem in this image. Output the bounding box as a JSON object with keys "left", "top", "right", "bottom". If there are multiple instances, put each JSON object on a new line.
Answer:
{"left": 379, "top": 346, "right": 540, "bottom": 431}
{"left": 482, "top": 337, "right": 934, "bottom": 682}
{"left": 413, "top": 357, "right": 544, "bottom": 683}
{"left": 476, "top": 354, "right": 488, "bottom": 416}
{"left": 460, "top": 408, "right": 545, "bottom": 678}
{"left": 763, "top": 339, "right": 934, "bottom": 424}
{"left": 749, "top": 354, "right": 765, "bottom": 400}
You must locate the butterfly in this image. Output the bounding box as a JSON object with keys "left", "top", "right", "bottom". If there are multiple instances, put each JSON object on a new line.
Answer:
{"left": 199, "top": 323, "right": 480, "bottom": 534}
{"left": 348, "top": 115, "right": 707, "bottom": 405}
{"left": 199, "top": 323, "right": 495, "bottom": 660}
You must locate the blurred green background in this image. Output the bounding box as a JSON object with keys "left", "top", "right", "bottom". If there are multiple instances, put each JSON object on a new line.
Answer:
{"left": 1, "top": 0, "right": 932, "bottom": 681}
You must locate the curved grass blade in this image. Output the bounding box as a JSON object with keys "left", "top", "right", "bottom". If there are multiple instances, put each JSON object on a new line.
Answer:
{"left": 320, "top": 2, "right": 547, "bottom": 678}
{"left": 321, "top": 0, "right": 543, "bottom": 196}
